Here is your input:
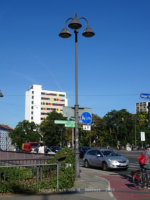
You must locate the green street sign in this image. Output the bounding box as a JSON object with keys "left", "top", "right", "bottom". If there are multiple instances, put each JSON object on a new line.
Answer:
{"left": 54, "top": 120, "right": 75, "bottom": 125}
{"left": 65, "top": 124, "right": 75, "bottom": 128}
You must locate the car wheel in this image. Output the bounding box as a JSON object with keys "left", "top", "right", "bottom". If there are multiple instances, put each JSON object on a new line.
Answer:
{"left": 84, "top": 160, "right": 90, "bottom": 168}
{"left": 102, "top": 162, "right": 108, "bottom": 171}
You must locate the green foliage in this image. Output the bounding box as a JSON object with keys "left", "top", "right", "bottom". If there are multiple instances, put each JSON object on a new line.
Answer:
{"left": 8, "top": 120, "right": 40, "bottom": 148}
{"left": 0, "top": 167, "right": 32, "bottom": 180}
{"left": 78, "top": 109, "right": 150, "bottom": 147}
{"left": 40, "top": 111, "right": 67, "bottom": 147}
{"left": 47, "top": 147, "right": 75, "bottom": 189}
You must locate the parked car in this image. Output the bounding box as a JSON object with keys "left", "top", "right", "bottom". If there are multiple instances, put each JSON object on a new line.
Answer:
{"left": 31, "top": 147, "right": 55, "bottom": 155}
{"left": 45, "top": 148, "right": 55, "bottom": 155}
{"left": 83, "top": 149, "right": 129, "bottom": 171}
{"left": 22, "top": 142, "right": 39, "bottom": 152}
{"left": 50, "top": 146, "right": 61, "bottom": 153}
{"left": 79, "top": 146, "right": 92, "bottom": 158}
{"left": 31, "top": 148, "right": 39, "bottom": 153}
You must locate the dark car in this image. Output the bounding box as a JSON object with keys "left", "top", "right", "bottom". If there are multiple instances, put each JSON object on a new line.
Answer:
{"left": 79, "top": 146, "right": 92, "bottom": 158}
{"left": 31, "top": 148, "right": 39, "bottom": 153}
{"left": 50, "top": 146, "right": 61, "bottom": 153}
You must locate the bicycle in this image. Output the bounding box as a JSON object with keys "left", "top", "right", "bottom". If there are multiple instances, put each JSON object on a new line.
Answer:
{"left": 131, "top": 165, "right": 150, "bottom": 190}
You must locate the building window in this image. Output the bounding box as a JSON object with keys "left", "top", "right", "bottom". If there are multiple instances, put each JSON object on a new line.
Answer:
{"left": 32, "top": 101, "right": 34, "bottom": 104}
{"left": 31, "top": 106, "right": 33, "bottom": 109}
{"left": 32, "top": 96, "right": 34, "bottom": 99}
{"left": 32, "top": 91, "right": 34, "bottom": 94}
{"left": 31, "top": 111, "right": 33, "bottom": 114}
{"left": 31, "top": 117, "right": 33, "bottom": 120}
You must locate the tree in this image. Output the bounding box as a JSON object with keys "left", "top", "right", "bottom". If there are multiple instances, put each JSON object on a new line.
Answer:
{"left": 8, "top": 120, "right": 40, "bottom": 148}
{"left": 40, "top": 111, "right": 67, "bottom": 147}
{"left": 103, "top": 109, "right": 134, "bottom": 146}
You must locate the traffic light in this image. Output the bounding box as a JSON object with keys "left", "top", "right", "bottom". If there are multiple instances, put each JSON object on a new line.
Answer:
{"left": 147, "top": 102, "right": 150, "bottom": 129}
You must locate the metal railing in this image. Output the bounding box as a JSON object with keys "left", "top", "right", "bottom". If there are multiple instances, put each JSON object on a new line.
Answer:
{"left": 0, "top": 158, "right": 61, "bottom": 193}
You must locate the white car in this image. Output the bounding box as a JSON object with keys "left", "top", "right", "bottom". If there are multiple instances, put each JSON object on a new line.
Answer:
{"left": 46, "top": 148, "right": 55, "bottom": 155}
{"left": 31, "top": 147, "right": 55, "bottom": 155}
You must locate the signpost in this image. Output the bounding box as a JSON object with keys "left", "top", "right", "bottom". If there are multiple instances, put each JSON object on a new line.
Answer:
{"left": 65, "top": 124, "right": 75, "bottom": 128}
{"left": 140, "top": 93, "right": 150, "bottom": 99}
{"left": 83, "top": 125, "right": 91, "bottom": 131}
{"left": 81, "top": 112, "right": 92, "bottom": 124}
{"left": 54, "top": 120, "right": 75, "bottom": 125}
{"left": 141, "top": 132, "right": 145, "bottom": 149}
{"left": 63, "top": 106, "right": 92, "bottom": 118}
{"left": 93, "top": 140, "right": 96, "bottom": 147}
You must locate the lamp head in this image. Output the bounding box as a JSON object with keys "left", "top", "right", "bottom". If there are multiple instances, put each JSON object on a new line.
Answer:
{"left": 82, "top": 26, "right": 95, "bottom": 37}
{"left": 59, "top": 27, "right": 71, "bottom": 38}
{"left": 0, "top": 90, "right": 3, "bottom": 97}
{"left": 68, "top": 12, "right": 82, "bottom": 30}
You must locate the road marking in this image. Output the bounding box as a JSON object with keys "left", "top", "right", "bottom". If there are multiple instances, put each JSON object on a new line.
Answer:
{"left": 96, "top": 176, "right": 115, "bottom": 198}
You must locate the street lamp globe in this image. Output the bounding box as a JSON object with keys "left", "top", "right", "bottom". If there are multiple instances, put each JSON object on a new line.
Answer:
{"left": 0, "top": 90, "right": 3, "bottom": 97}
{"left": 59, "top": 27, "right": 71, "bottom": 38}
{"left": 68, "top": 16, "right": 82, "bottom": 30}
{"left": 82, "top": 26, "right": 95, "bottom": 37}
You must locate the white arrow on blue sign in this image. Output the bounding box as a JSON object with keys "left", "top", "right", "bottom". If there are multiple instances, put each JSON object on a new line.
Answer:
{"left": 140, "top": 93, "right": 150, "bottom": 99}
{"left": 81, "top": 112, "right": 92, "bottom": 124}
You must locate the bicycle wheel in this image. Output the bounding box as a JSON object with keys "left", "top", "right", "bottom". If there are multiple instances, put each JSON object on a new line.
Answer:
{"left": 133, "top": 172, "right": 145, "bottom": 190}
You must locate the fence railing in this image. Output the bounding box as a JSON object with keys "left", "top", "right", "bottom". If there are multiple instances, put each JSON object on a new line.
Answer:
{"left": 0, "top": 157, "right": 66, "bottom": 193}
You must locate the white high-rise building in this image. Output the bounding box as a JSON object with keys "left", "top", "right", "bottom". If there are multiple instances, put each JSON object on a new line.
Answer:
{"left": 136, "top": 101, "right": 150, "bottom": 113}
{"left": 25, "top": 84, "right": 68, "bottom": 124}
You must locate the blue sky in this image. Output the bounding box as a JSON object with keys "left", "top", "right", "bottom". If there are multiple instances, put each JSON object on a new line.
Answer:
{"left": 0, "top": 0, "right": 150, "bottom": 128}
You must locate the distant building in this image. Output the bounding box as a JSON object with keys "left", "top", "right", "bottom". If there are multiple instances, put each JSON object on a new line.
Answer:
{"left": 0, "top": 124, "right": 14, "bottom": 151}
{"left": 25, "top": 84, "right": 68, "bottom": 124}
{"left": 136, "top": 101, "right": 150, "bottom": 113}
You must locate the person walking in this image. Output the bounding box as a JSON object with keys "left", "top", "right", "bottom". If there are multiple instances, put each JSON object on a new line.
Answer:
{"left": 38, "top": 141, "right": 45, "bottom": 153}
{"left": 107, "top": 144, "right": 109, "bottom": 149}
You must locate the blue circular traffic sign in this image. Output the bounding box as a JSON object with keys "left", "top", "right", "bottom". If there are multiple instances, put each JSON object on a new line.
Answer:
{"left": 81, "top": 112, "right": 92, "bottom": 124}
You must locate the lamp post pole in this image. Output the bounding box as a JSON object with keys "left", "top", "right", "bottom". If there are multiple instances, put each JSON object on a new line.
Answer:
{"left": 74, "top": 29, "right": 79, "bottom": 178}
{"left": 59, "top": 12, "right": 95, "bottom": 178}
{"left": 135, "top": 117, "right": 136, "bottom": 147}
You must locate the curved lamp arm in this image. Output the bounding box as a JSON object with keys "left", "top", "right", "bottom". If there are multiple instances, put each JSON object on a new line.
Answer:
{"left": 78, "top": 17, "right": 89, "bottom": 27}
{"left": 64, "top": 18, "right": 73, "bottom": 27}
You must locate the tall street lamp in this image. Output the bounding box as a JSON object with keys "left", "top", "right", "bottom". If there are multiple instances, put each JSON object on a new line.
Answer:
{"left": 59, "top": 12, "right": 95, "bottom": 178}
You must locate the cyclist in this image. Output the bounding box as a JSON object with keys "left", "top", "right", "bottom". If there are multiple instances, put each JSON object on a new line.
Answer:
{"left": 140, "top": 145, "right": 150, "bottom": 188}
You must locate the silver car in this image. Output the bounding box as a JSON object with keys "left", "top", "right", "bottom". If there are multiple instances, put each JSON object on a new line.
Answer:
{"left": 83, "top": 149, "right": 129, "bottom": 171}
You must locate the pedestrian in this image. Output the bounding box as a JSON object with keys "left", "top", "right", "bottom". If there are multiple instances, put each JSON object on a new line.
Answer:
{"left": 132, "top": 144, "right": 134, "bottom": 151}
{"left": 107, "top": 144, "right": 109, "bottom": 149}
{"left": 38, "top": 141, "right": 45, "bottom": 153}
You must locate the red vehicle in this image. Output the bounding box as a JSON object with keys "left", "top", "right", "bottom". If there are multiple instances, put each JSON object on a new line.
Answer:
{"left": 22, "top": 142, "right": 39, "bottom": 152}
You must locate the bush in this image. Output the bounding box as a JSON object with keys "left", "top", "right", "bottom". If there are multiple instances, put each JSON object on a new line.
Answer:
{"left": 48, "top": 146, "right": 75, "bottom": 189}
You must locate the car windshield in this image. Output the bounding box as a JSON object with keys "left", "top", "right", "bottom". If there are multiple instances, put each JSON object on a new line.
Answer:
{"left": 31, "top": 144, "right": 39, "bottom": 147}
{"left": 54, "top": 147, "right": 61, "bottom": 150}
{"left": 83, "top": 147, "right": 90, "bottom": 151}
{"left": 47, "top": 149, "right": 52, "bottom": 152}
{"left": 101, "top": 150, "right": 120, "bottom": 157}
{"left": 34, "top": 148, "right": 39, "bottom": 152}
